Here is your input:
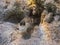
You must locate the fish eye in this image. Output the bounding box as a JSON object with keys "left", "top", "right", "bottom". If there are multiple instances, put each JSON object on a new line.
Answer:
{"left": 20, "top": 21, "right": 25, "bottom": 26}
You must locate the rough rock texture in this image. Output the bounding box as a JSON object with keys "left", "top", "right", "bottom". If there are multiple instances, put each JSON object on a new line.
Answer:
{"left": 0, "top": 0, "right": 60, "bottom": 45}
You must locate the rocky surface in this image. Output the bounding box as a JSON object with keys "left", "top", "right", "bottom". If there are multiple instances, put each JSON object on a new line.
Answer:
{"left": 0, "top": 0, "right": 60, "bottom": 45}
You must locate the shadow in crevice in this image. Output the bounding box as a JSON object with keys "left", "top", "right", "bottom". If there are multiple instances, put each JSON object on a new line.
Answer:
{"left": 22, "top": 32, "right": 31, "bottom": 40}
{"left": 22, "top": 26, "right": 34, "bottom": 40}
{"left": 3, "top": 11, "right": 25, "bottom": 24}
